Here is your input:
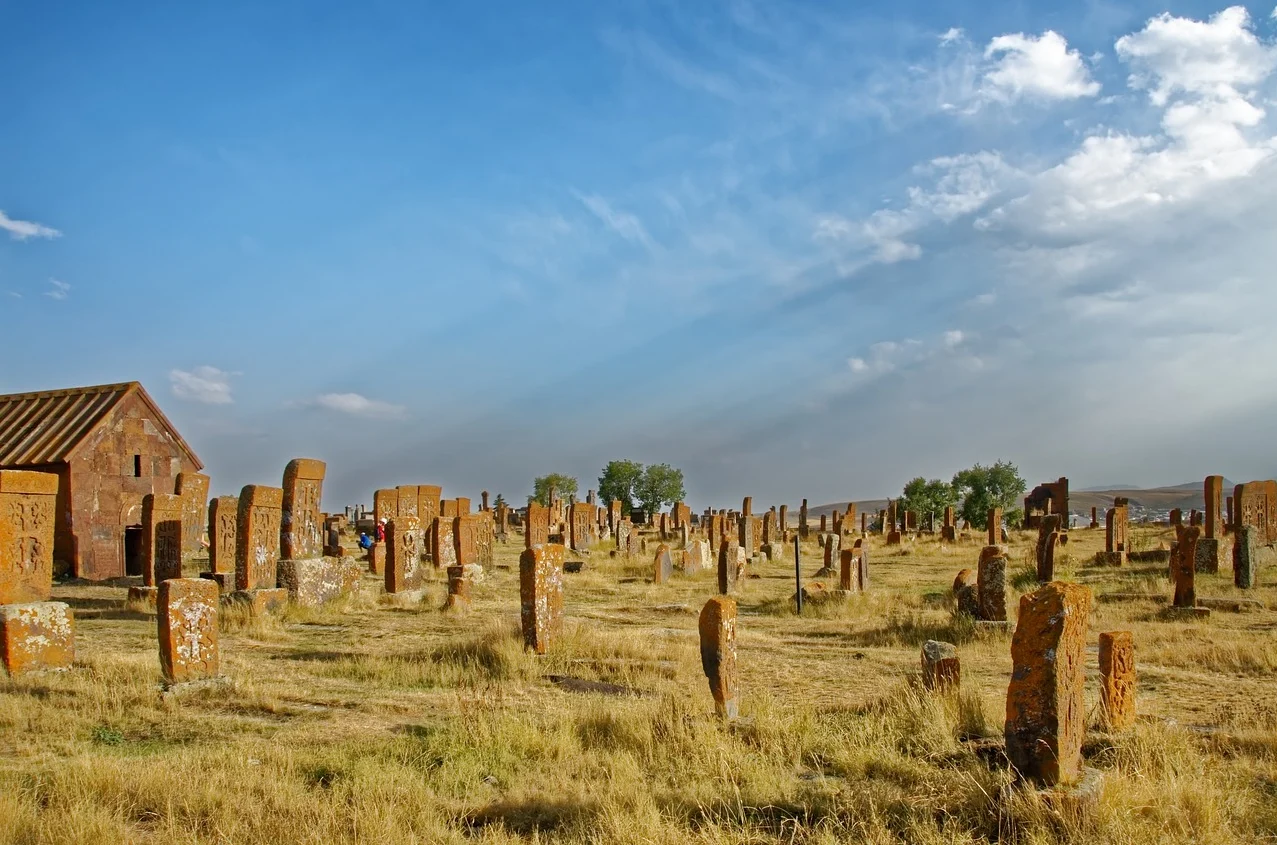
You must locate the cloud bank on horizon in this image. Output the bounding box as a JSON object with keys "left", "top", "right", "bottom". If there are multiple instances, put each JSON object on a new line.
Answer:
{"left": 2, "top": 1, "right": 1276, "bottom": 510}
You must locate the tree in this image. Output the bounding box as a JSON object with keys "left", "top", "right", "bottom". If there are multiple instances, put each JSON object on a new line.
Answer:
{"left": 493, "top": 493, "right": 507, "bottom": 509}
{"left": 597, "top": 460, "right": 645, "bottom": 514}
{"left": 898, "top": 477, "right": 958, "bottom": 525}
{"left": 531, "top": 473, "right": 578, "bottom": 506}
{"left": 635, "top": 463, "right": 686, "bottom": 516}
{"left": 951, "top": 461, "right": 1027, "bottom": 529}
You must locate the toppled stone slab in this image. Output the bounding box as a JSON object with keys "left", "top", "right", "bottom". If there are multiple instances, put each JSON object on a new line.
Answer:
{"left": 278, "top": 557, "right": 361, "bottom": 608}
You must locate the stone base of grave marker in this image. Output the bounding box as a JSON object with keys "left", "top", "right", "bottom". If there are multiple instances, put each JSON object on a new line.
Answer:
{"left": 921, "top": 640, "right": 959, "bottom": 691}
{"left": 127, "top": 586, "right": 158, "bottom": 610}
{"left": 223, "top": 588, "right": 288, "bottom": 616}
{"left": 278, "top": 558, "right": 362, "bottom": 608}
{"left": 0, "top": 602, "right": 74, "bottom": 675}
{"left": 1093, "top": 551, "right": 1126, "bottom": 567}
{"left": 940, "top": 527, "right": 957, "bottom": 543}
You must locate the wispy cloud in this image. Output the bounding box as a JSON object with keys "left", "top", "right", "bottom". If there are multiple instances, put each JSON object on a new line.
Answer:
{"left": 0, "top": 210, "right": 61, "bottom": 241}
{"left": 303, "top": 393, "right": 407, "bottom": 420}
{"left": 43, "top": 279, "right": 70, "bottom": 300}
{"left": 6, "top": 291, "right": 21, "bottom": 299}
{"left": 170, "top": 366, "right": 235, "bottom": 405}
{"left": 572, "top": 191, "right": 655, "bottom": 248}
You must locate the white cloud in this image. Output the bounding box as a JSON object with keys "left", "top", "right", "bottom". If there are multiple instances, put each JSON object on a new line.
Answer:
{"left": 170, "top": 366, "right": 235, "bottom": 405}
{"left": 306, "top": 393, "right": 406, "bottom": 420}
{"left": 6, "top": 291, "right": 21, "bottom": 299}
{"left": 816, "top": 152, "right": 1016, "bottom": 266}
{"left": 0, "top": 210, "right": 60, "bottom": 241}
{"left": 1115, "top": 7, "right": 1276, "bottom": 106}
{"left": 43, "top": 279, "right": 70, "bottom": 300}
{"left": 943, "top": 329, "right": 966, "bottom": 347}
{"left": 939, "top": 28, "right": 964, "bottom": 45}
{"left": 572, "top": 191, "right": 655, "bottom": 248}
{"left": 982, "top": 31, "right": 1101, "bottom": 102}
{"left": 847, "top": 357, "right": 869, "bottom": 372}
{"left": 980, "top": 8, "right": 1277, "bottom": 239}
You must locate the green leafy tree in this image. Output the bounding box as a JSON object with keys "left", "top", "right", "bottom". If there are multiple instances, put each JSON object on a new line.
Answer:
{"left": 951, "top": 461, "right": 1027, "bottom": 529}
{"left": 898, "top": 477, "right": 958, "bottom": 525}
{"left": 531, "top": 473, "right": 578, "bottom": 506}
{"left": 597, "top": 460, "right": 645, "bottom": 514}
{"left": 635, "top": 463, "right": 686, "bottom": 516}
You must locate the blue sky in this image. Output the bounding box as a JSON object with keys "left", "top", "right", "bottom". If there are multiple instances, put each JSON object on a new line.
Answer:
{"left": 4, "top": 1, "right": 1277, "bottom": 510}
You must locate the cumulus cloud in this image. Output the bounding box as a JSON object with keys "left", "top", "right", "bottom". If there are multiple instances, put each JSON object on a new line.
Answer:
{"left": 305, "top": 393, "right": 407, "bottom": 420}
{"left": 43, "top": 279, "right": 70, "bottom": 300}
{"left": 980, "top": 6, "right": 1277, "bottom": 239}
{"left": 170, "top": 366, "right": 235, "bottom": 405}
{"left": 982, "top": 31, "right": 1101, "bottom": 103}
{"left": 0, "top": 210, "right": 60, "bottom": 241}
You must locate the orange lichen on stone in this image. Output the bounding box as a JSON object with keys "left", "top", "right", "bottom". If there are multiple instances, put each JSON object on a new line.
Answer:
{"left": 158, "top": 578, "right": 219, "bottom": 684}
{"left": 699, "top": 596, "right": 738, "bottom": 720}
{"left": 0, "top": 469, "right": 59, "bottom": 604}
{"left": 520, "top": 544, "right": 564, "bottom": 654}
{"left": 1005, "top": 581, "right": 1093, "bottom": 786}
{"left": 0, "top": 601, "right": 74, "bottom": 675}
{"left": 1099, "top": 631, "right": 1136, "bottom": 731}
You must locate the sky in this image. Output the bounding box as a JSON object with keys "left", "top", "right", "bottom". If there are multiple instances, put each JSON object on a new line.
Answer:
{"left": 3, "top": 1, "right": 1277, "bottom": 512}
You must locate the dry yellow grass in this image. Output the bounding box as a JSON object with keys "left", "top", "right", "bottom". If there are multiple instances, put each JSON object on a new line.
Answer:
{"left": 2, "top": 524, "right": 1275, "bottom": 843}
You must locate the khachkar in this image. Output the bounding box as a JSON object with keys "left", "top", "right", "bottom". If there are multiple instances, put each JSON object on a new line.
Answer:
{"left": 142, "top": 493, "right": 185, "bottom": 587}
{"left": 157, "top": 578, "right": 220, "bottom": 685}
{"left": 0, "top": 470, "right": 75, "bottom": 676}
{"left": 520, "top": 544, "right": 564, "bottom": 654}
{"left": 281, "top": 458, "right": 325, "bottom": 561}
{"left": 174, "top": 471, "right": 210, "bottom": 557}
{"left": 206, "top": 496, "right": 238, "bottom": 586}
{"left": 230, "top": 485, "right": 287, "bottom": 614}
{"left": 1005, "top": 581, "right": 1093, "bottom": 786}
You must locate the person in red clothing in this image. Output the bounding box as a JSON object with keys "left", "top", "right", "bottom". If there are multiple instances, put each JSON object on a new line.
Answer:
{"left": 375, "top": 518, "right": 387, "bottom": 543}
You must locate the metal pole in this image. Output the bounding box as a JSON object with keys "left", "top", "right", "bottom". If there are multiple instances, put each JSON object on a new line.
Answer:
{"left": 794, "top": 535, "right": 802, "bottom": 615}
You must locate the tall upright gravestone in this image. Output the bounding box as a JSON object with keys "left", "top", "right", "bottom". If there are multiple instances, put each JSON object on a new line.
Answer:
{"left": 236, "top": 485, "right": 283, "bottom": 591}
{"left": 174, "top": 471, "right": 210, "bottom": 557}
{"left": 142, "top": 493, "right": 185, "bottom": 585}
{"left": 1005, "top": 581, "right": 1093, "bottom": 786}
{"left": 520, "top": 544, "right": 564, "bottom": 654}
{"left": 207, "top": 496, "right": 238, "bottom": 577}
{"left": 0, "top": 469, "right": 75, "bottom": 676}
{"left": 281, "top": 459, "right": 325, "bottom": 561}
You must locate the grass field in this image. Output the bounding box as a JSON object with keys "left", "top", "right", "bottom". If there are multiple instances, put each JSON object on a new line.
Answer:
{"left": 2, "top": 523, "right": 1275, "bottom": 844}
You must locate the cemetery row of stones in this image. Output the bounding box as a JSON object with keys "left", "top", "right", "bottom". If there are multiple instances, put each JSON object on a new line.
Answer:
{"left": 2, "top": 468, "right": 1272, "bottom": 794}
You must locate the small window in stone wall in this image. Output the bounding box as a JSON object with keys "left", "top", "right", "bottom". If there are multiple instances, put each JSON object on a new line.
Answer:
{"left": 134, "top": 455, "right": 143, "bottom": 478}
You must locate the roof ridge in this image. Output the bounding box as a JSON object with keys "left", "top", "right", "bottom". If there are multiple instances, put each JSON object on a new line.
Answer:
{"left": 0, "top": 381, "right": 140, "bottom": 402}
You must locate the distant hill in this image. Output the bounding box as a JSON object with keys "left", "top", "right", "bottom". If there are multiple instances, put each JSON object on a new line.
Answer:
{"left": 1071, "top": 479, "right": 1236, "bottom": 515}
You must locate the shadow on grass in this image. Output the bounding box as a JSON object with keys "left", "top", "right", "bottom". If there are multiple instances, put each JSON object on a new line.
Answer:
{"left": 463, "top": 797, "right": 602, "bottom": 836}
{"left": 844, "top": 613, "right": 986, "bottom": 648}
